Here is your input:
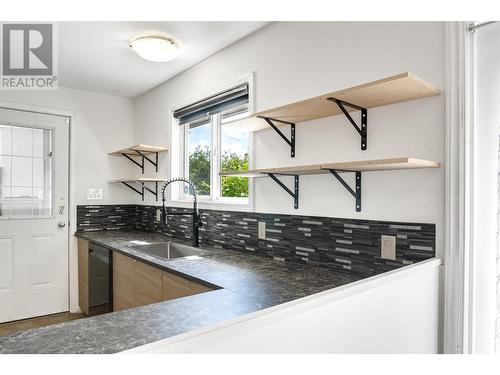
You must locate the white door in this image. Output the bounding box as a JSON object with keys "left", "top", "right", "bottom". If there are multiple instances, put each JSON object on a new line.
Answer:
{"left": 0, "top": 107, "right": 69, "bottom": 323}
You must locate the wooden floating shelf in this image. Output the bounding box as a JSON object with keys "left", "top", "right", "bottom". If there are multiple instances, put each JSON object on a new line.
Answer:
{"left": 109, "top": 144, "right": 168, "bottom": 156}
{"left": 228, "top": 72, "right": 440, "bottom": 155}
{"left": 220, "top": 158, "right": 441, "bottom": 177}
{"left": 108, "top": 177, "right": 168, "bottom": 183}
{"left": 232, "top": 72, "right": 441, "bottom": 131}
{"left": 219, "top": 73, "right": 440, "bottom": 209}
{"left": 323, "top": 158, "right": 440, "bottom": 172}
{"left": 109, "top": 144, "right": 167, "bottom": 173}
{"left": 221, "top": 157, "right": 440, "bottom": 212}
{"left": 109, "top": 145, "right": 167, "bottom": 200}
{"left": 256, "top": 72, "right": 440, "bottom": 125}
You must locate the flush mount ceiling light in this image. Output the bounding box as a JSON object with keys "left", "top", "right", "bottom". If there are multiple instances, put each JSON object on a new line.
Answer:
{"left": 129, "top": 35, "right": 180, "bottom": 62}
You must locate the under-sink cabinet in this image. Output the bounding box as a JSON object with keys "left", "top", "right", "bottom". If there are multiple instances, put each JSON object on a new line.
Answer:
{"left": 78, "top": 240, "right": 214, "bottom": 314}
{"left": 113, "top": 252, "right": 163, "bottom": 311}
{"left": 162, "top": 269, "right": 212, "bottom": 301}
{"left": 112, "top": 252, "right": 213, "bottom": 311}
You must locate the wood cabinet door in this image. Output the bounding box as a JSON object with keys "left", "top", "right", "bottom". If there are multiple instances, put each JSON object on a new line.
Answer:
{"left": 162, "top": 271, "right": 212, "bottom": 301}
{"left": 134, "top": 260, "right": 163, "bottom": 306}
{"left": 112, "top": 251, "right": 213, "bottom": 311}
{"left": 112, "top": 252, "right": 136, "bottom": 311}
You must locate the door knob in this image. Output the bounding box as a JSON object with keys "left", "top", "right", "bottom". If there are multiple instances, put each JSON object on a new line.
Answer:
{"left": 58, "top": 221, "right": 66, "bottom": 228}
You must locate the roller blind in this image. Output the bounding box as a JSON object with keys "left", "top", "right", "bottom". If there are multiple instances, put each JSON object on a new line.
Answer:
{"left": 173, "top": 83, "right": 249, "bottom": 125}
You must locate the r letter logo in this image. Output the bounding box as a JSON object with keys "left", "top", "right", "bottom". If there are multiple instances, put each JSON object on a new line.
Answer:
{"left": 1, "top": 23, "right": 58, "bottom": 90}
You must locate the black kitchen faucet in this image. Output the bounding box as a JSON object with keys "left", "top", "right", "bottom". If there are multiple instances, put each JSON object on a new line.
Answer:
{"left": 160, "top": 177, "right": 203, "bottom": 247}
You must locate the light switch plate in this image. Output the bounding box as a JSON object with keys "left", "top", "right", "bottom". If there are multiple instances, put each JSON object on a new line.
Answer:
{"left": 258, "top": 222, "right": 266, "bottom": 240}
{"left": 94, "top": 189, "right": 103, "bottom": 200}
{"left": 381, "top": 235, "right": 396, "bottom": 260}
{"left": 87, "top": 188, "right": 103, "bottom": 200}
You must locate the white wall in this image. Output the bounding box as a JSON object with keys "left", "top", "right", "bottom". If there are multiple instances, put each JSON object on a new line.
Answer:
{"left": 126, "top": 258, "right": 442, "bottom": 354}
{"left": 133, "top": 21, "right": 446, "bottom": 255}
{"left": 472, "top": 22, "right": 500, "bottom": 354}
{"left": 0, "top": 86, "right": 135, "bottom": 312}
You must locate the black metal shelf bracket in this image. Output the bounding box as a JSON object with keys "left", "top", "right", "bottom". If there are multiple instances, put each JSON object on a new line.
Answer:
{"left": 121, "top": 153, "right": 144, "bottom": 174}
{"left": 328, "top": 169, "right": 362, "bottom": 212}
{"left": 143, "top": 181, "right": 159, "bottom": 201}
{"left": 134, "top": 150, "right": 159, "bottom": 172}
{"left": 267, "top": 173, "right": 299, "bottom": 209}
{"left": 120, "top": 181, "right": 159, "bottom": 201}
{"left": 258, "top": 116, "right": 296, "bottom": 158}
{"left": 121, "top": 182, "right": 144, "bottom": 201}
{"left": 120, "top": 151, "right": 160, "bottom": 174}
{"left": 327, "top": 98, "right": 368, "bottom": 151}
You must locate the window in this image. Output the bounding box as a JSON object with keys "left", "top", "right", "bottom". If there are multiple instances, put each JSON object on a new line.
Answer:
{"left": 0, "top": 123, "right": 54, "bottom": 219}
{"left": 181, "top": 112, "right": 250, "bottom": 203}
{"left": 173, "top": 81, "right": 251, "bottom": 205}
{"left": 186, "top": 118, "right": 211, "bottom": 196}
{"left": 220, "top": 115, "right": 249, "bottom": 199}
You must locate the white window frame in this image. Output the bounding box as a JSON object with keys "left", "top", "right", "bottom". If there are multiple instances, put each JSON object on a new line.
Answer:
{"left": 169, "top": 73, "right": 255, "bottom": 211}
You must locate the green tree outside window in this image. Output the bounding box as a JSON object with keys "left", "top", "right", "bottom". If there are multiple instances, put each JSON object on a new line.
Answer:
{"left": 189, "top": 145, "right": 248, "bottom": 197}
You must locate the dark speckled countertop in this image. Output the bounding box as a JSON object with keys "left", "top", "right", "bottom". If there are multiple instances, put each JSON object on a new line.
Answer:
{"left": 0, "top": 230, "right": 362, "bottom": 354}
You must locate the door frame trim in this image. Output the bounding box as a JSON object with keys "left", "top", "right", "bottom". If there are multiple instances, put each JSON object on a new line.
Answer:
{"left": 0, "top": 100, "right": 75, "bottom": 314}
{"left": 443, "top": 22, "right": 476, "bottom": 354}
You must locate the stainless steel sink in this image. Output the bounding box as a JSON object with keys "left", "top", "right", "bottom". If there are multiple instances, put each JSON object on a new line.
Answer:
{"left": 129, "top": 241, "right": 219, "bottom": 260}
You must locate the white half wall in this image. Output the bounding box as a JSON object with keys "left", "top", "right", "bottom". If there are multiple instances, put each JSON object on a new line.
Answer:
{"left": 133, "top": 21, "right": 446, "bottom": 256}
{"left": 126, "top": 258, "right": 442, "bottom": 354}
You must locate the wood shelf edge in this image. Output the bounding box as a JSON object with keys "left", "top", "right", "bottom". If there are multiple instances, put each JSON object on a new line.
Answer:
{"left": 220, "top": 157, "right": 441, "bottom": 177}
{"left": 108, "top": 177, "right": 168, "bottom": 183}
{"left": 251, "top": 72, "right": 441, "bottom": 126}
{"left": 108, "top": 144, "right": 168, "bottom": 156}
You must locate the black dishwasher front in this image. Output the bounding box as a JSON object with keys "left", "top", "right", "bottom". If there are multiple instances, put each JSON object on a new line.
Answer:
{"left": 88, "top": 243, "right": 113, "bottom": 315}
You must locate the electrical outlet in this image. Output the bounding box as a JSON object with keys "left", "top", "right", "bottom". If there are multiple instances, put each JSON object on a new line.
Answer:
{"left": 381, "top": 235, "right": 396, "bottom": 260}
{"left": 156, "top": 209, "right": 161, "bottom": 222}
{"left": 258, "top": 222, "right": 266, "bottom": 239}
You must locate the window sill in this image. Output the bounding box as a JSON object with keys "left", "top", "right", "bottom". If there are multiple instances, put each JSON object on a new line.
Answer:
{"left": 169, "top": 198, "right": 252, "bottom": 212}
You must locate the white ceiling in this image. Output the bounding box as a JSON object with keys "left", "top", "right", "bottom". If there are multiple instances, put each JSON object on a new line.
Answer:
{"left": 58, "top": 22, "right": 269, "bottom": 98}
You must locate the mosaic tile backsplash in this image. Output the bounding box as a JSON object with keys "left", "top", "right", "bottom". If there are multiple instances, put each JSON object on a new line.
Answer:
{"left": 76, "top": 205, "right": 137, "bottom": 232}
{"left": 76, "top": 204, "right": 436, "bottom": 277}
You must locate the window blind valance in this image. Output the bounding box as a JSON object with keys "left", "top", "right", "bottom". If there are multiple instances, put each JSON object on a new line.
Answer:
{"left": 173, "top": 83, "right": 249, "bottom": 125}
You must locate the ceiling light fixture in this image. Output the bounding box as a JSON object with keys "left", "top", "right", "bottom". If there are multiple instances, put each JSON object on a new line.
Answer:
{"left": 129, "top": 35, "right": 180, "bottom": 62}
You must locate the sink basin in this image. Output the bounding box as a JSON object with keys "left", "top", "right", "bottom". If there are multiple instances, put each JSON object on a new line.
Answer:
{"left": 129, "top": 241, "right": 219, "bottom": 260}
